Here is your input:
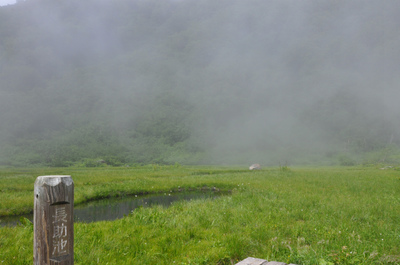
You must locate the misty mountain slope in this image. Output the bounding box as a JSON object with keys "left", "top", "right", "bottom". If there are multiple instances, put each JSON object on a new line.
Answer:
{"left": 0, "top": 0, "right": 399, "bottom": 166}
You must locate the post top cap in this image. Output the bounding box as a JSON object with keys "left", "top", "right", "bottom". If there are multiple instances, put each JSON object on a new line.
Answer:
{"left": 35, "top": 175, "right": 73, "bottom": 186}
{"left": 39, "top": 175, "right": 71, "bottom": 178}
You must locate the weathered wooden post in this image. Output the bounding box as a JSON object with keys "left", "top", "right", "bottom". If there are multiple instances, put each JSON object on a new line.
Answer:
{"left": 34, "top": 175, "right": 74, "bottom": 265}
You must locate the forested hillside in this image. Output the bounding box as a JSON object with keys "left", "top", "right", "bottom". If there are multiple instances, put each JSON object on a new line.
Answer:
{"left": 0, "top": 0, "right": 399, "bottom": 166}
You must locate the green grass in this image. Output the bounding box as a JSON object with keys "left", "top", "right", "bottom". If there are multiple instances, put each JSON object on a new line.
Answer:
{"left": 0, "top": 165, "right": 236, "bottom": 216}
{"left": 0, "top": 165, "right": 399, "bottom": 264}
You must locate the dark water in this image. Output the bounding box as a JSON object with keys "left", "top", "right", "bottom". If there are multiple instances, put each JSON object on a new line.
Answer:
{"left": 0, "top": 191, "right": 226, "bottom": 226}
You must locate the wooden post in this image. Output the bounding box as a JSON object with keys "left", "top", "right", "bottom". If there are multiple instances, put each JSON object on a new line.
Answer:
{"left": 34, "top": 175, "right": 74, "bottom": 265}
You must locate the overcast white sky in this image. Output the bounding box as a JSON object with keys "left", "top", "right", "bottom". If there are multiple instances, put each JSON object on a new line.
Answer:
{"left": 0, "top": 0, "right": 16, "bottom": 6}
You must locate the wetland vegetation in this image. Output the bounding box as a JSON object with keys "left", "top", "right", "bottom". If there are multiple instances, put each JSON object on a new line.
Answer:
{"left": 0, "top": 165, "right": 399, "bottom": 264}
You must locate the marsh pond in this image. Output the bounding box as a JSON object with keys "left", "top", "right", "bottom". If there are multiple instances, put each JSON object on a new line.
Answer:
{"left": 0, "top": 190, "right": 227, "bottom": 226}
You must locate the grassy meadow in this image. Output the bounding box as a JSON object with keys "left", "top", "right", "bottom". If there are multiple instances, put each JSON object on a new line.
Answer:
{"left": 0, "top": 165, "right": 399, "bottom": 264}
